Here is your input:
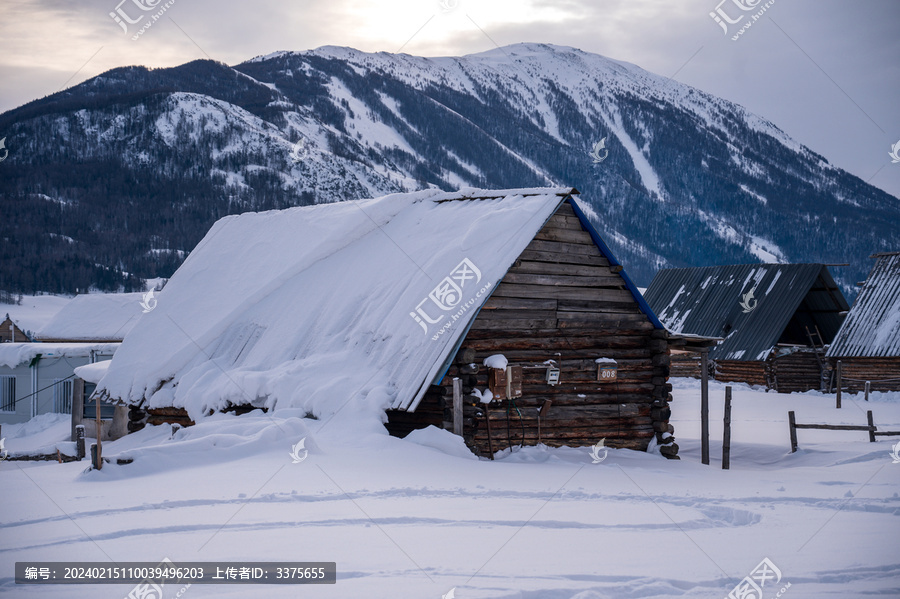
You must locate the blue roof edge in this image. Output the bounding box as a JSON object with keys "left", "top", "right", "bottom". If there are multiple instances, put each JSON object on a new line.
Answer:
{"left": 566, "top": 197, "right": 664, "bottom": 330}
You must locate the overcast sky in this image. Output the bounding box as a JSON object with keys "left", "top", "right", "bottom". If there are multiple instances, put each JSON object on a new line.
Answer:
{"left": 2, "top": 0, "right": 898, "bottom": 197}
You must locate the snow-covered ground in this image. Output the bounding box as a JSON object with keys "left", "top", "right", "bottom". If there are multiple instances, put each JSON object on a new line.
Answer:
{"left": 1, "top": 379, "right": 898, "bottom": 598}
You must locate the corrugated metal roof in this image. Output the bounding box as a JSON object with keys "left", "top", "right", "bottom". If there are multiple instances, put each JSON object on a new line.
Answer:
{"left": 644, "top": 264, "right": 849, "bottom": 361}
{"left": 827, "top": 253, "right": 900, "bottom": 358}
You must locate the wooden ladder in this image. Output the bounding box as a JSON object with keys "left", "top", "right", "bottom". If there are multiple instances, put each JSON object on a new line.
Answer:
{"left": 805, "top": 325, "right": 829, "bottom": 391}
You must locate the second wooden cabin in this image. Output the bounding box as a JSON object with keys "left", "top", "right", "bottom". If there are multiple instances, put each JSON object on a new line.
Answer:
{"left": 827, "top": 252, "right": 900, "bottom": 392}
{"left": 644, "top": 264, "right": 849, "bottom": 392}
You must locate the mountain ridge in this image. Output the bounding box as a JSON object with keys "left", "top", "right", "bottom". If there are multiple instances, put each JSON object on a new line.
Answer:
{"left": 0, "top": 43, "right": 896, "bottom": 295}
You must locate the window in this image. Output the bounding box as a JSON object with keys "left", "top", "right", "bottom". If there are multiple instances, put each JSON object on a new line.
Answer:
{"left": 83, "top": 383, "right": 115, "bottom": 419}
{"left": 0, "top": 376, "right": 14, "bottom": 412}
{"left": 53, "top": 379, "right": 73, "bottom": 414}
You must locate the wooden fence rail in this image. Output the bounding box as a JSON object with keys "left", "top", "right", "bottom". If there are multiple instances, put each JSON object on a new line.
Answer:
{"left": 789, "top": 410, "right": 900, "bottom": 452}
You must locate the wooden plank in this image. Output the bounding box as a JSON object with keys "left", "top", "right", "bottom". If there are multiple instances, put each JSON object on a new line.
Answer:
{"left": 555, "top": 202, "right": 578, "bottom": 216}
{"left": 524, "top": 239, "right": 602, "bottom": 257}
{"left": 789, "top": 410, "right": 798, "bottom": 453}
{"left": 556, "top": 312, "right": 649, "bottom": 323}
{"left": 519, "top": 406, "right": 647, "bottom": 420}
{"left": 722, "top": 386, "right": 731, "bottom": 470}
{"left": 701, "top": 348, "right": 710, "bottom": 464}
{"left": 452, "top": 378, "right": 463, "bottom": 436}
{"left": 557, "top": 299, "right": 641, "bottom": 313}
{"left": 492, "top": 283, "right": 634, "bottom": 302}
{"left": 502, "top": 272, "right": 626, "bottom": 288}
{"left": 513, "top": 384, "right": 655, "bottom": 397}
{"left": 470, "top": 426, "right": 655, "bottom": 441}
{"left": 476, "top": 309, "right": 558, "bottom": 321}
{"left": 512, "top": 261, "right": 620, "bottom": 278}
{"left": 517, "top": 249, "right": 610, "bottom": 267}
{"left": 446, "top": 348, "right": 655, "bottom": 364}
{"left": 544, "top": 215, "right": 586, "bottom": 230}
{"left": 836, "top": 360, "right": 842, "bottom": 409}
{"left": 558, "top": 319, "right": 654, "bottom": 332}
{"left": 463, "top": 335, "right": 652, "bottom": 351}
{"left": 481, "top": 297, "right": 557, "bottom": 311}
{"left": 469, "top": 318, "right": 558, "bottom": 330}
{"left": 534, "top": 227, "right": 596, "bottom": 245}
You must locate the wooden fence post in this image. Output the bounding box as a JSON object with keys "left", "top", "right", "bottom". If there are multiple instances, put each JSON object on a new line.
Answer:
{"left": 701, "top": 348, "right": 710, "bottom": 465}
{"left": 452, "top": 377, "right": 463, "bottom": 436}
{"left": 722, "top": 386, "right": 732, "bottom": 470}
{"left": 95, "top": 395, "right": 102, "bottom": 470}
{"left": 835, "top": 361, "right": 842, "bottom": 409}
{"left": 788, "top": 411, "right": 798, "bottom": 453}
{"left": 75, "top": 425, "right": 85, "bottom": 460}
{"left": 484, "top": 408, "right": 495, "bottom": 460}
{"left": 867, "top": 410, "right": 876, "bottom": 443}
{"left": 864, "top": 381, "right": 870, "bottom": 402}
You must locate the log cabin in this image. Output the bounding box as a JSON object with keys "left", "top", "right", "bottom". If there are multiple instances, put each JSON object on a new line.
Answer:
{"left": 644, "top": 264, "right": 849, "bottom": 393}
{"left": 95, "top": 187, "right": 679, "bottom": 458}
{"left": 826, "top": 252, "right": 900, "bottom": 392}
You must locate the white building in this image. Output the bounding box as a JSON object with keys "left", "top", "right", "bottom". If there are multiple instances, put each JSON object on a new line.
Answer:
{"left": 0, "top": 343, "right": 119, "bottom": 424}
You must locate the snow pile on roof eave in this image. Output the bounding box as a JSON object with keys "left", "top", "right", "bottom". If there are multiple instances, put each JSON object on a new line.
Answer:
{"left": 74, "top": 360, "right": 111, "bottom": 384}
{"left": 96, "top": 188, "right": 566, "bottom": 426}
{"left": 0, "top": 343, "right": 121, "bottom": 369}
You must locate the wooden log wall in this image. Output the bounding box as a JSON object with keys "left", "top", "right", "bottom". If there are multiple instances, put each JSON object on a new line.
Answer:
{"left": 829, "top": 357, "right": 900, "bottom": 392}
{"left": 714, "top": 349, "right": 826, "bottom": 393}
{"left": 714, "top": 360, "right": 769, "bottom": 389}
{"left": 387, "top": 202, "right": 677, "bottom": 459}
{"left": 769, "top": 349, "right": 823, "bottom": 393}
{"left": 671, "top": 351, "right": 702, "bottom": 378}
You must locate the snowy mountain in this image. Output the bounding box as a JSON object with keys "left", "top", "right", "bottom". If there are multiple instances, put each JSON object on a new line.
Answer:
{"left": 0, "top": 43, "right": 896, "bottom": 295}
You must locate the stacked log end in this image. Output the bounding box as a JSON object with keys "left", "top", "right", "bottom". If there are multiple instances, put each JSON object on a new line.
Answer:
{"left": 653, "top": 330, "right": 678, "bottom": 459}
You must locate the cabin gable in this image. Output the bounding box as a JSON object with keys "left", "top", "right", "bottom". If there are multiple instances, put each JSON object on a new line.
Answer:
{"left": 0, "top": 316, "right": 29, "bottom": 343}
{"left": 386, "top": 202, "right": 675, "bottom": 457}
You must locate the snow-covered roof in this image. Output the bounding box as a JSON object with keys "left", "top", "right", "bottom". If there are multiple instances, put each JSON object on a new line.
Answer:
{"left": 35, "top": 293, "right": 145, "bottom": 341}
{"left": 827, "top": 252, "right": 900, "bottom": 358}
{"left": 644, "top": 264, "right": 848, "bottom": 361}
{"left": 97, "top": 187, "right": 648, "bottom": 422}
{"left": 1, "top": 295, "right": 71, "bottom": 336}
{"left": 0, "top": 343, "right": 120, "bottom": 369}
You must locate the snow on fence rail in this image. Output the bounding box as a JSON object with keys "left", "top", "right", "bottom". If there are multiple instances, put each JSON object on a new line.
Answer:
{"left": 788, "top": 410, "right": 900, "bottom": 453}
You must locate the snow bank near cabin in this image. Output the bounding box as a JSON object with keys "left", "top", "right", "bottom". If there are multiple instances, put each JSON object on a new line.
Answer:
{"left": 95, "top": 188, "right": 572, "bottom": 426}
{"left": 81, "top": 411, "right": 319, "bottom": 479}
{"left": 403, "top": 425, "right": 478, "bottom": 460}
{"left": 1, "top": 413, "right": 72, "bottom": 455}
